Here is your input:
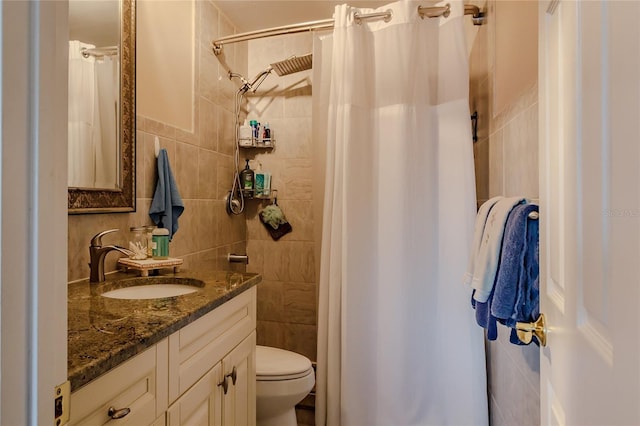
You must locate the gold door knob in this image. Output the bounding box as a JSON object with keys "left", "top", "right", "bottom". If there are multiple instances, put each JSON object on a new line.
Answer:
{"left": 515, "top": 313, "right": 547, "bottom": 347}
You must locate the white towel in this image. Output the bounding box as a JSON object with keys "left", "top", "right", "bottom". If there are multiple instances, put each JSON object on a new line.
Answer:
{"left": 463, "top": 196, "right": 503, "bottom": 287}
{"left": 471, "top": 197, "right": 526, "bottom": 303}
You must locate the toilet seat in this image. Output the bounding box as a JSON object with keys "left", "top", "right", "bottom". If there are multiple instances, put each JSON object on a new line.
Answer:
{"left": 256, "top": 345, "right": 313, "bottom": 381}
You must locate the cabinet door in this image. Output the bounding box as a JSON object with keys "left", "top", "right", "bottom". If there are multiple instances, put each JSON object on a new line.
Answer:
{"left": 223, "top": 331, "right": 256, "bottom": 426}
{"left": 70, "top": 341, "right": 168, "bottom": 425}
{"left": 166, "top": 362, "right": 223, "bottom": 426}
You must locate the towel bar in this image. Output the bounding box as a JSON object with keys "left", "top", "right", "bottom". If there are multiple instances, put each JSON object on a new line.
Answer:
{"left": 515, "top": 313, "right": 547, "bottom": 346}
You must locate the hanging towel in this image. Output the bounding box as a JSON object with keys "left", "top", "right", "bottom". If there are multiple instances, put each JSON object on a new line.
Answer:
{"left": 471, "top": 197, "right": 526, "bottom": 303}
{"left": 490, "top": 203, "right": 540, "bottom": 345}
{"left": 472, "top": 288, "right": 499, "bottom": 340}
{"left": 464, "top": 196, "right": 504, "bottom": 287}
{"left": 149, "top": 148, "right": 184, "bottom": 240}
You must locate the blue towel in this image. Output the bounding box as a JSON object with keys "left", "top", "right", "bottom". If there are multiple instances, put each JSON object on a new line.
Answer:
{"left": 149, "top": 149, "right": 184, "bottom": 241}
{"left": 472, "top": 289, "right": 498, "bottom": 340}
{"left": 491, "top": 203, "right": 540, "bottom": 345}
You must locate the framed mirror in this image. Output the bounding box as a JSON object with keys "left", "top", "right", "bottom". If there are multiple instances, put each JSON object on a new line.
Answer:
{"left": 68, "top": 0, "right": 136, "bottom": 213}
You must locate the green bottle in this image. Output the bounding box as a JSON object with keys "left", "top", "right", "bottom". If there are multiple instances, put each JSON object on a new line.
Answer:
{"left": 240, "top": 159, "right": 254, "bottom": 198}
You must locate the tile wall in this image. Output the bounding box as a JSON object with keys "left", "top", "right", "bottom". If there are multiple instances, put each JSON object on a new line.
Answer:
{"left": 68, "top": 1, "right": 248, "bottom": 282}
{"left": 469, "top": 1, "right": 541, "bottom": 425}
{"left": 242, "top": 33, "right": 317, "bottom": 363}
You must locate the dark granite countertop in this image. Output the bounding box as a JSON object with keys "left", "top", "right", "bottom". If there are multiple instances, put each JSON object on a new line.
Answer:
{"left": 68, "top": 270, "right": 261, "bottom": 391}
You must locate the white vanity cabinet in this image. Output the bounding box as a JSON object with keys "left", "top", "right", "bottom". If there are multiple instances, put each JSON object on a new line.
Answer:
{"left": 70, "top": 286, "right": 256, "bottom": 426}
{"left": 167, "top": 286, "right": 256, "bottom": 426}
{"left": 68, "top": 340, "right": 169, "bottom": 425}
{"left": 166, "top": 332, "right": 255, "bottom": 426}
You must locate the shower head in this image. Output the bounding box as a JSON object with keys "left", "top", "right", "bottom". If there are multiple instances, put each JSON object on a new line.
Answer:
{"left": 269, "top": 53, "right": 313, "bottom": 76}
{"left": 249, "top": 68, "right": 273, "bottom": 93}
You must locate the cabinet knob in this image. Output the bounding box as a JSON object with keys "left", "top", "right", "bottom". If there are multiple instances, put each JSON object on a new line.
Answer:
{"left": 218, "top": 376, "right": 229, "bottom": 394}
{"left": 107, "top": 406, "right": 131, "bottom": 420}
{"left": 226, "top": 366, "right": 237, "bottom": 386}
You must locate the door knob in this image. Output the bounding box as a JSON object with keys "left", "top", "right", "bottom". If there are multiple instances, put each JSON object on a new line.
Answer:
{"left": 515, "top": 313, "right": 547, "bottom": 347}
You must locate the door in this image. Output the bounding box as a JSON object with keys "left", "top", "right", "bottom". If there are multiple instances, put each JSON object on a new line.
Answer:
{"left": 166, "top": 361, "right": 223, "bottom": 426}
{"left": 223, "top": 331, "right": 256, "bottom": 426}
{"left": 539, "top": 0, "right": 640, "bottom": 424}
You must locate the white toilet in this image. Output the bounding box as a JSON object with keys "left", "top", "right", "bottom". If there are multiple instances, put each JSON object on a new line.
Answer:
{"left": 255, "top": 345, "right": 315, "bottom": 426}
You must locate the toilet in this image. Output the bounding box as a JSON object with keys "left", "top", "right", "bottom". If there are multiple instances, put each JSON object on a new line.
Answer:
{"left": 255, "top": 345, "right": 315, "bottom": 426}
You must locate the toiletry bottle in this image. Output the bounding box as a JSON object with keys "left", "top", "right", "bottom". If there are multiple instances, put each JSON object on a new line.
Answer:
{"left": 250, "top": 120, "right": 259, "bottom": 142}
{"left": 263, "top": 122, "right": 271, "bottom": 146}
{"left": 255, "top": 162, "right": 265, "bottom": 197}
{"left": 152, "top": 226, "right": 170, "bottom": 259}
{"left": 240, "top": 159, "right": 254, "bottom": 198}
{"left": 256, "top": 123, "right": 263, "bottom": 146}
{"left": 263, "top": 170, "right": 271, "bottom": 196}
{"left": 239, "top": 119, "right": 253, "bottom": 147}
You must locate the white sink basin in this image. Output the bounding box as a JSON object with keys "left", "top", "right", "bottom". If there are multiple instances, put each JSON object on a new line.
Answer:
{"left": 102, "top": 284, "right": 199, "bottom": 300}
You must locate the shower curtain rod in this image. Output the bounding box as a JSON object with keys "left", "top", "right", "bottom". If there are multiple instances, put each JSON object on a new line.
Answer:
{"left": 212, "top": 3, "right": 484, "bottom": 55}
{"left": 81, "top": 46, "right": 118, "bottom": 59}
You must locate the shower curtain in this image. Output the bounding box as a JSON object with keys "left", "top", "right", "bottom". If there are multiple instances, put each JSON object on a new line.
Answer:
{"left": 314, "top": 1, "right": 488, "bottom": 425}
{"left": 68, "top": 40, "right": 118, "bottom": 188}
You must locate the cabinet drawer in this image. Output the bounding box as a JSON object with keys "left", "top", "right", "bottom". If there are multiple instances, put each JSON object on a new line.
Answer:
{"left": 169, "top": 287, "right": 256, "bottom": 403}
{"left": 70, "top": 339, "right": 168, "bottom": 425}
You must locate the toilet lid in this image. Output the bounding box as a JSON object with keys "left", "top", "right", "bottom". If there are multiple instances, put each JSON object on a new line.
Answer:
{"left": 256, "top": 345, "right": 313, "bottom": 381}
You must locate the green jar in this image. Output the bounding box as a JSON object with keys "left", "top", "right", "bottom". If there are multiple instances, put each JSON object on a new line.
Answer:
{"left": 152, "top": 227, "right": 170, "bottom": 259}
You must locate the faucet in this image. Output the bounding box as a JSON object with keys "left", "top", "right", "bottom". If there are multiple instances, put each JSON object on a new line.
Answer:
{"left": 89, "top": 229, "right": 134, "bottom": 283}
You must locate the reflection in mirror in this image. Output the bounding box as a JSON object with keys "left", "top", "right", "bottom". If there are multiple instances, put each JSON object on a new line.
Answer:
{"left": 68, "top": 0, "right": 136, "bottom": 213}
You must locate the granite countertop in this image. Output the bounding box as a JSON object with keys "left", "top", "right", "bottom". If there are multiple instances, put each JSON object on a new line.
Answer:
{"left": 68, "top": 269, "right": 261, "bottom": 391}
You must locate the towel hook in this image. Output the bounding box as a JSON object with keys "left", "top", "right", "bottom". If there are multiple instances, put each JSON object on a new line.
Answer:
{"left": 154, "top": 136, "right": 160, "bottom": 158}
{"left": 470, "top": 111, "right": 478, "bottom": 143}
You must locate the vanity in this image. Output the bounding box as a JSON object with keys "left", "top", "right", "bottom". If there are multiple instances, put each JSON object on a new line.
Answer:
{"left": 68, "top": 270, "right": 260, "bottom": 425}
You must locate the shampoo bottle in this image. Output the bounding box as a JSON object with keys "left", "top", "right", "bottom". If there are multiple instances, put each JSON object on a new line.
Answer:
{"left": 240, "top": 159, "right": 254, "bottom": 198}
{"left": 239, "top": 119, "right": 253, "bottom": 147}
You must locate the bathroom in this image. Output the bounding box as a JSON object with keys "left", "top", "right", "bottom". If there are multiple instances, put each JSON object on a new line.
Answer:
{"left": 3, "top": 0, "right": 640, "bottom": 424}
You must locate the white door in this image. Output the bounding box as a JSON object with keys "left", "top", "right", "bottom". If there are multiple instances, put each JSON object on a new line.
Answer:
{"left": 1, "top": 1, "right": 68, "bottom": 424}
{"left": 539, "top": 1, "right": 640, "bottom": 424}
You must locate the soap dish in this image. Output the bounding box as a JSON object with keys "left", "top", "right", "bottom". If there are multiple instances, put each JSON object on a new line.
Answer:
{"left": 118, "top": 257, "right": 183, "bottom": 277}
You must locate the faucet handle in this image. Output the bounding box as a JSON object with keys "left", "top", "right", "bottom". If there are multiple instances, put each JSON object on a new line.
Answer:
{"left": 90, "top": 229, "right": 119, "bottom": 247}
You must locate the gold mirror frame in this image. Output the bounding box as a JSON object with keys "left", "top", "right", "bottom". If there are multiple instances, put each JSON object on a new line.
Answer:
{"left": 68, "top": 0, "right": 136, "bottom": 214}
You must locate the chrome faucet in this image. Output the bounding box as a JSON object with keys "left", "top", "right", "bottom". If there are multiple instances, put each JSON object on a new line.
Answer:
{"left": 89, "top": 229, "right": 134, "bottom": 283}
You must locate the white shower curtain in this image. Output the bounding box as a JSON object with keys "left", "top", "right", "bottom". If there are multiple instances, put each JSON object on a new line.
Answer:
{"left": 314, "top": 1, "right": 488, "bottom": 425}
{"left": 68, "top": 40, "right": 118, "bottom": 189}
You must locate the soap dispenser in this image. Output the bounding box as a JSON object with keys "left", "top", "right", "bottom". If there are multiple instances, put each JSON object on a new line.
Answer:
{"left": 240, "top": 159, "right": 254, "bottom": 198}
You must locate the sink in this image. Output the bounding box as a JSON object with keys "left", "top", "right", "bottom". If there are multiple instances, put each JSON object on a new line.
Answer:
{"left": 100, "top": 277, "right": 204, "bottom": 300}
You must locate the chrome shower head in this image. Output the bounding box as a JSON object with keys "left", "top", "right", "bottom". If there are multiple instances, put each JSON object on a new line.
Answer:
{"left": 270, "top": 53, "right": 312, "bottom": 76}
{"left": 249, "top": 68, "right": 273, "bottom": 93}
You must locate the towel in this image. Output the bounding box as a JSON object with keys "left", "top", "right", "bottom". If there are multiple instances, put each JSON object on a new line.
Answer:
{"left": 464, "top": 196, "right": 504, "bottom": 287}
{"left": 491, "top": 204, "right": 539, "bottom": 322}
{"left": 149, "top": 149, "right": 184, "bottom": 241}
{"left": 471, "top": 197, "right": 526, "bottom": 302}
{"left": 490, "top": 203, "right": 540, "bottom": 345}
{"left": 472, "top": 289, "right": 499, "bottom": 340}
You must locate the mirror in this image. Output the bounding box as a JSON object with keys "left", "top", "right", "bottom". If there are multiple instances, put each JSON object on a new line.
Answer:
{"left": 68, "top": 0, "right": 136, "bottom": 213}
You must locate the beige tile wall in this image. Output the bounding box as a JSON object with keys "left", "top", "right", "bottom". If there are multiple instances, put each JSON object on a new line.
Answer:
{"left": 68, "top": 1, "right": 248, "bottom": 282}
{"left": 470, "top": 1, "right": 541, "bottom": 425}
{"left": 243, "top": 33, "right": 318, "bottom": 363}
